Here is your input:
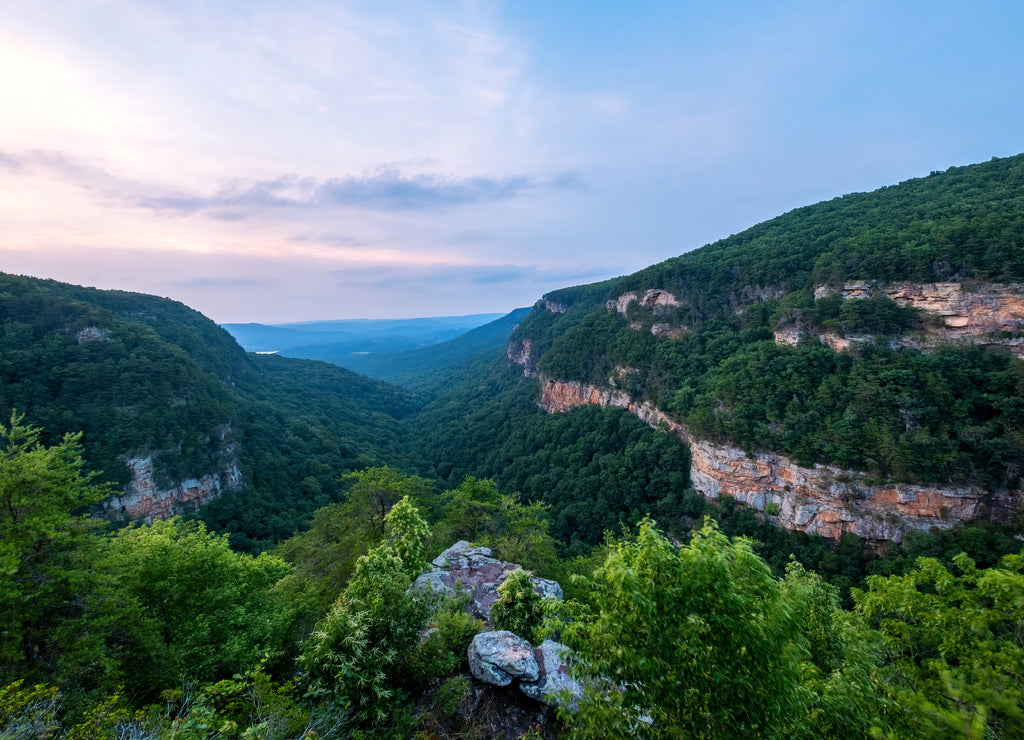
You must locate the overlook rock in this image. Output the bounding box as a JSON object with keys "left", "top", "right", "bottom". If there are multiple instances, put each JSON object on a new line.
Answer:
{"left": 416, "top": 542, "right": 581, "bottom": 709}
{"left": 414, "top": 541, "right": 562, "bottom": 621}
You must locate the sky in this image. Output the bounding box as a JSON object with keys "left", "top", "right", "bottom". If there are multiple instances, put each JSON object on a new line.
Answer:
{"left": 2, "top": 1, "right": 1023, "bottom": 323}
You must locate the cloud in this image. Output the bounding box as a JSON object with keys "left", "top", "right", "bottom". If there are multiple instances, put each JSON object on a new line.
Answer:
{"left": 140, "top": 166, "right": 582, "bottom": 214}
{"left": 2, "top": 147, "right": 581, "bottom": 217}
{"left": 328, "top": 261, "right": 622, "bottom": 290}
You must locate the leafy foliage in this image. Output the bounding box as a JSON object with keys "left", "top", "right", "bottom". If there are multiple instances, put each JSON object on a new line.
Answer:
{"left": 414, "top": 352, "right": 693, "bottom": 552}
{"left": 299, "top": 499, "right": 436, "bottom": 728}
{"left": 557, "top": 519, "right": 813, "bottom": 737}
{"left": 0, "top": 415, "right": 110, "bottom": 682}
{"left": 489, "top": 570, "right": 545, "bottom": 645}
{"left": 855, "top": 552, "right": 1024, "bottom": 738}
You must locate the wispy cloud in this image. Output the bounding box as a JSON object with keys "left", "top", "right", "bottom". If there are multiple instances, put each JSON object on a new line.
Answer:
{"left": 328, "top": 261, "right": 622, "bottom": 290}
{"left": 140, "top": 167, "right": 581, "bottom": 214}
{"left": 160, "top": 276, "right": 283, "bottom": 290}
{"left": 1, "top": 147, "right": 580, "bottom": 216}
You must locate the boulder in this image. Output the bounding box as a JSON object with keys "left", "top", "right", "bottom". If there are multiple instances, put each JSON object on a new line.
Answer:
{"left": 519, "top": 639, "right": 583, "bottom": 710}
{"left": 468, "top": 631, "right": 539, "bottom": 687}
{"left": 414, "top": 541, "right": 562, "bottom": 622}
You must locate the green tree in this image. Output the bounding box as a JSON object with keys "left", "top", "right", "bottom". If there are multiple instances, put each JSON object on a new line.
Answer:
{"left": 299, "top": 500, "right": 436, "bottom": 728}
{"left": 489, "top": 569, "right": 545, "bottom": 644}
{"left": 86, "top": 519, "right": 294, "bottom": 699}
{"left": 275, "top": 467, "right": 435, "bottom": 616}
{"left": 556, "top": 519, "right": 811, "bottom": 738}
{"left": 0, "top": 413, "right": 109, "bottom": 677}
{"left": 855, "top": 552, "right": 1024, "bottom": 738}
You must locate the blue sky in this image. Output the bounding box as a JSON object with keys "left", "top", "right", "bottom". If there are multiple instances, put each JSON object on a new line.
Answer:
{"left": 1, "top": 1, "right": 1022, "bottom": 322}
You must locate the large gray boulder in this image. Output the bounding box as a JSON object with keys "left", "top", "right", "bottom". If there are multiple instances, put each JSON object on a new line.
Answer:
{"left": 468, "top": 630, "right": 539, "bottom": 687}
{"left": 413, "top": 540, "right": 563, "bottom": 622}
{"left": 519, "top": 639, "right": 583, "bottom": 710}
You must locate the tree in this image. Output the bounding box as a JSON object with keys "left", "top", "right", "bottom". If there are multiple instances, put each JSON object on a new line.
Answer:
{"left": 92, "top": 519, "right": 294, "bottom": 697}
{"left": 0, "top": 413, "right": 109, "bottom": 676}
{"left": 299, "top": 498, "right": 436, "bottom": 728}
{"left": 275, "top": 467, "right": 435, "bottom": 616}
{"left": 557, "top": 519, "right": 811, "bottom": 738}
{"left": 855, "top": 552, "right": 1024, "bottom": 738}
{"left": 489, "top": 569, "right": 544, "bottom": 644}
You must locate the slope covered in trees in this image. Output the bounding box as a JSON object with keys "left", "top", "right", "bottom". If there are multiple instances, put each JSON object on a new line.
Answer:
{"left": 511, "top": 155, "right": 1024, "bottom": 492}
{"left": 2, "top": 420, "right": 1021, "bottom": 738}
{"left": 0, "top": 273, "right": 424, "bottom": 550}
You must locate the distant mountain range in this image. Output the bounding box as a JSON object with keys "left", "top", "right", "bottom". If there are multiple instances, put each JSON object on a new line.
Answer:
{"left": 222, "top": 314, "right": 504, "bottom": 354}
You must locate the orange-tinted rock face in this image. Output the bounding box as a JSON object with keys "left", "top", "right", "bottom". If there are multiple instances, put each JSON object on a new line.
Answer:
{"left": 536, "top": 378, "right": 1018, "bottom": 542}
{"left": 689, "top": 439, "right": 986, "bottom": 542}
{"left": 100, "top": 455, "right": 242, "bottom": 522}
{"left": 540, "top": 379, "right": 689, "bottom": 443}
{"left": 808, "top": 281, "right": 1024, "bottom": 356}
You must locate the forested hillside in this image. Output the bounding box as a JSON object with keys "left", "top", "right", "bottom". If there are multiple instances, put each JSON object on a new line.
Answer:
{"left": 511, "top": 155, "right": 1024, "bottom": 499}
{"left": 0, "top": 273, "right": 424, "bottom": 550}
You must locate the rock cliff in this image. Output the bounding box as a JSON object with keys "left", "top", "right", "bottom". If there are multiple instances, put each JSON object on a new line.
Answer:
{"left": 689, "top": 439, "right": 988, "bottom": 541}
{"left": 507, "top": 337, "right": 538, "bottom": 378}
{"left": 535, "top": 377, "right": 1015, "bottom": 542}
{"left": 780, "top": 281, "right": 1024, "bottom": 356}
{"left": 512, "top": 280, "right": 1024, "bottom": 542}
{"left": 100, "top": 454, "right": 242, "bottom": 522}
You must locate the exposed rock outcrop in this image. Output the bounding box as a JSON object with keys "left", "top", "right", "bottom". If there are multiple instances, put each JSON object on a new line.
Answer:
{"left": 75, "top": 326, "right": 110, "bottom": 343}
{"left": 507, "top": 337, "right": 537, "bottom": 377}
{"left": 607, "top": 289, "right": 680, "bottom": 315}
{"left": 536, "top": 378, "right": 1019, "bottom": 542}
{"left": 417, "top": 543, "right": 581, "bottom": 711}
{"left": 540, "top": 380, "right": 689, "bottom": 443}
{"left": 798, "top": 281, "right": 1024, "bottom": 356}
{"left": 414, "top": 541, "right": 563, "bottom": 621}
{"left": 690, "top": 439, "right": 988, "bottom": 541}
{"left": 537, "top": 299, "right": 567, "bottom": 314}
{"left": 101, "top": 455, "right": 242, "bottom": 522}
{"left": 519, "top": 639, "right": 583, "bottom": 710}
{"left": 607, "top": 290, "right": 685, "bottom": 337}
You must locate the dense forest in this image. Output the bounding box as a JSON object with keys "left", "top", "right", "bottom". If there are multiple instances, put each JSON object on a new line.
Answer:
{"left": 2, "top": 154, "right": 1024, "bottom": 737}
{"left": 513, "top": 155, "right": 1024, "bottom": 489}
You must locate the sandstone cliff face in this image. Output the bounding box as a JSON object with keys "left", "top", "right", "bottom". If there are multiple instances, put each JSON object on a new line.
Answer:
{"left": 540, "top": 380, "right": 689, "bottom": 443}
{"left": 536, "top": 377, "right": 1014, "bottom": 542}
{"left": 538, "top": 299, "right": 566, "bottom": 313}
{"left": 507, "top": 337, "right": 537, "bottom": 377}
{"left": 689, "top": 439, "right": 987, "bottom": 541}
{"left": 100, "top": 454, "right": 242, "bottom": 522}
{"left": 801, "top": 281, "right": 1024, "bottom": 356}
{"left": 607, "top": 289, "right": 680, "bottom": 314}
{"left": 606, "top": 290, "right": 685, "bottom": 338}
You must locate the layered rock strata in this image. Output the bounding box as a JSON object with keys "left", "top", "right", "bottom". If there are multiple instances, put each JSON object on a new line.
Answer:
{"left": 690, "top": 439, "right": 986, "bottom": 541}
{"left": 790, "top": 281, "right": 1024, "bottom": 357}
{"left": 100, "top": 455, "right": 242, "bottom": 522}
{"left": 540, "top": 380, "right": 689, "bottom": 443}
{"left": 536, "top": 377, "right": 1010, "bottom": 542}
